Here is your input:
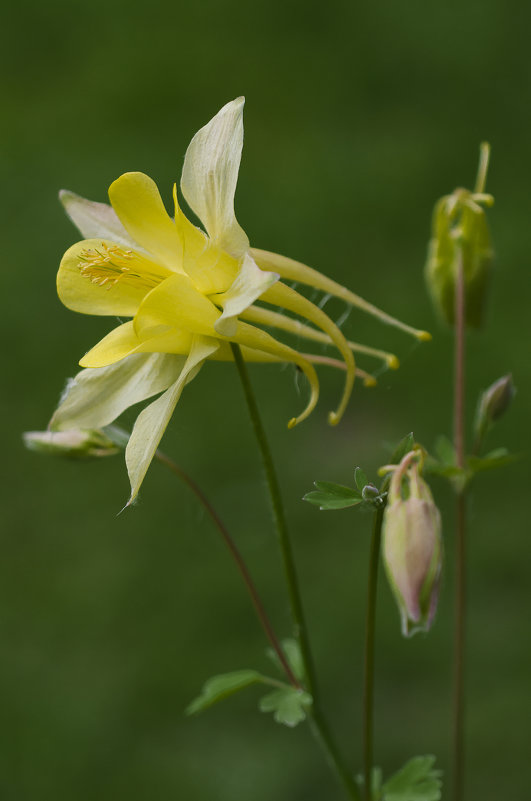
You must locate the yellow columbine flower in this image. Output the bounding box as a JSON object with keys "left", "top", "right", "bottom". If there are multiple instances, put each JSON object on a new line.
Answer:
{"left": 50, "top": 98, "right": 429, "bottom": 504}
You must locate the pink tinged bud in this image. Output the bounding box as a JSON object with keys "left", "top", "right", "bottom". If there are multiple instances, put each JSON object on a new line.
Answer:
{"left": 382, "top": 452, "right": 442, "bottom": 637}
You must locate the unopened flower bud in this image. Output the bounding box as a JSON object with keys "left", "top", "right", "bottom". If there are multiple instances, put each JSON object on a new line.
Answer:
{"left": 425, "top": 144, "right": 494, "bottom": 329}
{"left": 23, "top": 429, "right": 119, "bottom": 459}
{"left": 477, "top": 373, "right": 514, "bottom": 425}
{"left": 362, "top": 483, "right": 380, "bottom": 501}
{"left": 382, "top": 452, "right": 442, "bottom": 637}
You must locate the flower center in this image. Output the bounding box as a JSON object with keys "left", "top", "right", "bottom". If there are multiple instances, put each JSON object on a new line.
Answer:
{"left": 79, "top": 243, "right": 167, "bottom": 291}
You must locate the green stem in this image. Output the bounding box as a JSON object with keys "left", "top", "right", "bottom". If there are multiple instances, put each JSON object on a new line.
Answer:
{"left": 452, "top": 249, "right": 467, "bottom": 801}
{"left": 154, "top": 449, "right": 300, "bottom": 690}
{"left": 230, "top": 342, "right": 318, "bottom": 696}
{"left": 230, "top": 342, "right": 360, "bottom": 801}
{"left": 308, "top": 709, "right": 361, "bottom": 800}
{"left": 362, "top": 506, "right": 384, "bottom": 801}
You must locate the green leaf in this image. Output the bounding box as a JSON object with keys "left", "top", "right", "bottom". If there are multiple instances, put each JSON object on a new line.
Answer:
{"left": 426, "top": 461, "right": 466, "bottom": 480}
{"left": 382, "top": 755, "right": 442, "bottom": 801}
{"left": 389, "top": 433, "right": 415, "bottom": 465}
{"left": 303, "top": 481, "right": 363, "bottom": 510}
{"left": 266, "top": 638, "right": 305, "bottom": 682}
{"left": 434, "top": 435, "right": 456, "bottom": 466}
{"left": 303, "top": 492, "right": 364, "bottom": 510}
{"left": 467, "top": 449, "right": 519, "bottom": 475}
{"left": 355, "top": 467, "right": 368, "bottom": 491}
{"left": 259, "top": 687, "right": 312, "bottom": 727}
{"left": 186, "top": 670, "right": 266, "bottom": 715}
{"left": 313, "top": 481, "right": 362, "bottom": 497}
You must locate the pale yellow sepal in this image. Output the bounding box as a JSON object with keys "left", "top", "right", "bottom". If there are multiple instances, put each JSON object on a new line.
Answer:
{"left": 211, "top": 253, "right": 279, "bottom": 337}
{"left": 181, "top": 97, "right": 249, "bottom": 258}
{"left": 60, "top": 190, "right": 137, "bottom": 248}
{"left": 50, "top": 353, "right": 186, "bottom": 431}
{"left": 125, "top": 336, "right": 219, "bottom": 504}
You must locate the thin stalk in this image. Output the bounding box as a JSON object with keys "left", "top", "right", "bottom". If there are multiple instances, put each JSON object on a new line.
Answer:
{"left": 453, "top": 492, "right": 467, "bottom": 801}
{"left": 229, "top": 342, "right": 318, "bottom": 697}
{"left": 474, "top": 142, "right": 490, "bottom": 195}
{"left": 308, "top": 709, "right": 361, "bottom": 800}
{"left": 154, "top": 448, "right": 300, "bottom": 689}
{"left": 452, "top": 141, "right": 490, "bottom": 801}
{"left": 452, "top": 249, "right": 467, "bottom": 801}
{"left": 362, "top": 506, "right": 384, "bottom": 801}
{"left": 230, "top": 342, "right": 361, "bottom": 801}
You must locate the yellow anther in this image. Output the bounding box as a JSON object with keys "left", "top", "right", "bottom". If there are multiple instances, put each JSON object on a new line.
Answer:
{"left": 78, "top": 243, "right": 167, "bottom": 291}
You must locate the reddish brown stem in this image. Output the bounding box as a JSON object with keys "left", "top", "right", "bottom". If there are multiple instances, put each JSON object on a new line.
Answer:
{"left": 452, "top": 250, "right": 467, "bottom": 801}
{"left": 155, "top": 448, "right": 301, "bottom": 690}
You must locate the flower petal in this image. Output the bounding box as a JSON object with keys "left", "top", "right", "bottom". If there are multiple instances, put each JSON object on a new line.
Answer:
{"left": 172, "top": 185, "right": 238, "bottom": 295}
{"left": 251, "top": 248, "right": 432, "bottom": 341}
{"left": 229, "top": 321, "right": 320, "bottom": 428}
{"left": 134, "top": 272, "right": 221, "bottom": 339}
{"left": 50, "top": 353, "right": 186, "bottom": 431}
{"left": 60, "top": 190, "right": 137, "bottom": 248}
{"left": 125, "top": 336, "right": 219, "bottom": 503}
{"left": 80, "top": 321, "right": 140, "bottom": 367}
{"left": 211, "top": 252, "right": 279, "bottom": 337}
{"left": 133, "top": 273, "right": 320, "bottom": 428}
{"left": 57, "top": 239, "right": 169, "bottom": 317}
{"left": 181, "top": 98, "right": 249, "bottom": 257}
{"left": 260, "top": 282, "right": 356, "bottom": 426}
{"left": 241, "top": 306, "right": 399, "bottom": 368}
{"left": 79, "top": 321, "right": 194, "bottom": 368}
{"left": 108, "top": 172, "right": 185, "bottom": 273}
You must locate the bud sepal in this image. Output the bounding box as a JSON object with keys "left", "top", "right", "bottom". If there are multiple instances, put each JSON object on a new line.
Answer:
{"left": 23, "top": 428, "right": 120, "bottom": 459}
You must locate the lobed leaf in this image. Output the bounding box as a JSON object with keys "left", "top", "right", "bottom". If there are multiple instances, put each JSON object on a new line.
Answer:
{"left": 259, "top": 687, "right": 312, "bottom": 727}
{"left": 304, "top": 481, "right": 362, "bottom": 510}
{"left": 467, "top": 449, "right": 518, "bottom": 475}
{"left": 382, "top": 755, "right": 442, "bottom": 801}
{"left": 266, "top": 638, "right": 305, "bottom": 682}
{"left": 303, "top": 492, "right": 364, "bottom": 510}
{"left": 434, "top": 435, "right": 457, "bottom": 466}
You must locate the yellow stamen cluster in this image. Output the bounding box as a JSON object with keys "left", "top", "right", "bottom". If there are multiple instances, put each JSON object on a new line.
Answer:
{"left": 79, "top": 243, "right": 163, "bottom": 291}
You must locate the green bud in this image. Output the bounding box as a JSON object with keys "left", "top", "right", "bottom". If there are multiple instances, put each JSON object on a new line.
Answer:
{"left": 425, "top": 143, "right": 494, "bottom": 328}
{"left": 23, "top": 429, "right": 119, "bottom": 459}
{"left": 382, "top": 452, "right": 442, "bottom": 637}
{"left": 474, "top": 374, "right": 515, "bottom": 444}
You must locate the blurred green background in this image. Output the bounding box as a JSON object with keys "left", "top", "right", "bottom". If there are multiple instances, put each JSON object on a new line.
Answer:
{"left": 2, "top": 0, "right": 530, "bottom": 798}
